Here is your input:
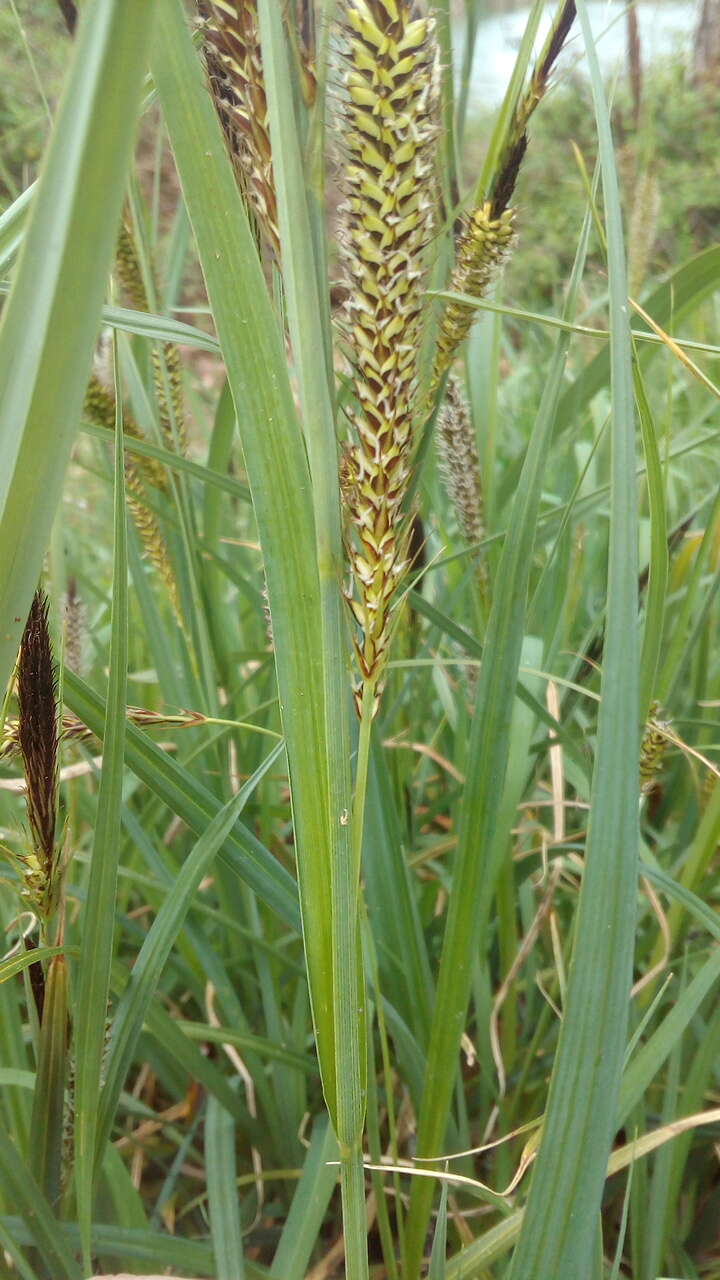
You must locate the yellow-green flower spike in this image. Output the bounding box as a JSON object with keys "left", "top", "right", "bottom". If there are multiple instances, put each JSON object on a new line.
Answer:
{"left": 431, "top": 202, "right": 515, "bottom": 397}
{"left": 338, "top": 0, "right": 439, "bottom": 711}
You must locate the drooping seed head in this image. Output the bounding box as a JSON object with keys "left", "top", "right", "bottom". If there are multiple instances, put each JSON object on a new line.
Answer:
{"left": 432, "top": 203, "right": 515, "bottom": 394}
{"left": 84, "top": 375, "right": 168, "bottom": 493}
{"left": 437, "top": 376, "right": 487, "bottom": 586}
{"left": 115, "top": 219, "right": 187, "bottom": 457}
{"left": 83, "top": 375, "right": 181, "bottom": 619}
{"left": 63, "top": 576, "right": 86, "bottom": 677}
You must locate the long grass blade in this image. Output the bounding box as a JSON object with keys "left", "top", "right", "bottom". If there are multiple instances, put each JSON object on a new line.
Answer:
{"left": 507, "top": 0, "right": 639, "bottom": 1270}
{"left": 0, "top": 0, "right": 157, "bottom": 693}
{"left": 97, "top": 742, "right": 284, "bottom": 1164}
{"left": 0, "top": 1126, "right": 80, "bottom": 1279}
{"left": 403, "top": 188, "right": 592, "bottom": 1280}
{"left": 151, "top": 0, "right": 341, "bottom": 1117}
{"left": 270, "top": 1115, "right": 339, "bottom": 1280}
{"left": 206, "top": 1092, "right": 246, "bottom": 1279}
{"left": 63, "top": 669, "right": 300, "bottom": 928}
{"left": 73, "top": 358, "right": 128, "bottom": 1267}
{"left": 256, "top": 7, "right": 366, "bottom": 1263}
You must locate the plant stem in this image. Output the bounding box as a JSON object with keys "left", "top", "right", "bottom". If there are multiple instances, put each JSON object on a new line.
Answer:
{"left": 340, "top": 1142, "right": 369, "bottom": 1280}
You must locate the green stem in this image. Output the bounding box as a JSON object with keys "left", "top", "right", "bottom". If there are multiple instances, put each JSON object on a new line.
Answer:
{"left": 352, "top": 681, "right": 376, "bottom": 881}
{"left": 330, "top": 680, "right": 377, "bottom": 1279}
{"left": 340, "top": 1143, "right": 370, "bottom": 1280}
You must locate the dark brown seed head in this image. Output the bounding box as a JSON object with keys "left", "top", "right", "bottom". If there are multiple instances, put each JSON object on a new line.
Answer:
{"left": 17, "top": 591, "right": 59, "bottom": 865}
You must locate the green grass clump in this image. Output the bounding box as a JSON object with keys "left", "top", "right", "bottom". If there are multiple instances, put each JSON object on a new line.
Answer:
{"left": 0, "top": 3, "right": 719, "bottom": 1278}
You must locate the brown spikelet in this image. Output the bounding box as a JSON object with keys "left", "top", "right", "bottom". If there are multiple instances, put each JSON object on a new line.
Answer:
{"left": 437, "top": 376, "right": 488, "bottom": 597}
{"left": 201, "top": 0, "right": 280, "bottom": 262}
{"left": 115, "top": 220, "right": 149, "bottom": 313}
{"left": 17, "top": 591, "right": 59, "bottom": 868}
{"left": 24, "top": 933, "right": 46, "bottom": 1021}
{"left": 153, "top": 341, "right": 186, "bottom": 453}
{"left": 2, "top": 713, "right": 85, "bottom": 762}
{"left": 338, "top": 0, "right": 440, "bottom": 712}
{"left": 0, "top": 718, "right": 19, "bottom": 761}
{"left": 56, "top": 0, "right": 77, "bottom": 36}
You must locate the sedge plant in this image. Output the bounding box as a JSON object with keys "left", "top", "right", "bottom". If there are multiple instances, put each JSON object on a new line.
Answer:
{"left": 0, "top": 1, "right": 719, "bottom": 1278}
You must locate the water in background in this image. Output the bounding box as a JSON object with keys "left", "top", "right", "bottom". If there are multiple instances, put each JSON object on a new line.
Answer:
{"left": 459, "top": 0, "right": 694, "bottom": 108}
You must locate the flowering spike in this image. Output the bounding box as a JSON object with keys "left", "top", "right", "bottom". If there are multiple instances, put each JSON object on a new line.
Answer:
{"left": 338, "top": 0, "right": 439, "bottom": 710}
{"left": 202, "top": 0, "right": 280, "bottom": 262}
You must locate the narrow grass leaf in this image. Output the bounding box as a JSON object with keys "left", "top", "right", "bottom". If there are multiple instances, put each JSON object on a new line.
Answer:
{"left": 0, "top": 180, "right": 34, "bottom": 272}
{"left": 428, "top": 1179, "right": 449, "bottom": 1280}
{"left": 508, "top": 1, "right": 639, "bottom": 1272}
{"left": 151, "top": 0, "right": 338, "bottom": 1118}
{"left": 98, "top": 742, "right": 284, "bottom": 1163}
{"left": 618, "top": 947, "right": 720, "bottom": 1123}
{"left": 256, "top": 7, "right": 365, "bottom": 1177}
{"left": 0, "top": 1127, "right": 80, "bottom": 1279}
{"left": 63, "top": 669, "right": 300, "bottom": 929}
{"left": 642, "top": 860, "right": 720, "bottom": 944}
{"left": 102, "top": 302, "right": 220, "bottom": 352}
{"left": 206, "top": 1094, "right": 246, "bottom": 1280}
{"left": 74, "top": 381, "right": 128, "bottom": 1265}
{"left": 555, "top": 245, "right": 720, "bottom": 439}
{"left": 404, "top": 194, "right": 592, "bottom": 1280}
{"left": 2, "top": 1217, "right": 218, "bottom": 1276}
{"left": 178, "top": 1022, "right": 314, "bottom": 1074}
{"left": 0, "top": 0, "right": 157, "bottom": 693}
{"left": 270, "top": 1115, "right": 339, "bottom": 1280}
{"left": 82, "top": 419, "right": 252, "bottom": 504}
{"left": 29, "top": 955, "right": 68, "bottom": 1208}
{"left": 0, "top": 946, "right": 67, "bottom": 985}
